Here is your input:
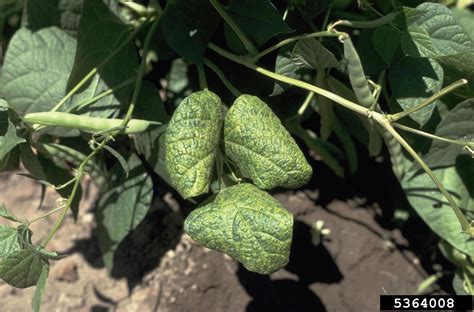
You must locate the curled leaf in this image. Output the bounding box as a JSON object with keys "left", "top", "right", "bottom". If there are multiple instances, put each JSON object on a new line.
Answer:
{"left": 224, "top": 95, "right": 312, "bottom": 189}
{"left": 165, "top": 91, "right": 223, "bottom": 198}
{"left": 185, "top": 183, "right": 293, "bottom": 274}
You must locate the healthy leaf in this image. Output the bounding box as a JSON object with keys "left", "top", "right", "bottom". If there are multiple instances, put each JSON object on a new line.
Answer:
{"left": 224, "top": 95, "right": 312, "bottom": 189}
{"left": 224, "top": 0, "right": 292, "bottom": 54}
{"left": 292, "top": 0, "right": 331, "bottom": 22}
{"left": 372, "top": 25, "right": 400, "bottom": 65}
{"left": 389, "top": 57, "right": 444, "bottom": 126}
{"left": 19, "top": 144, "right": 47, "bottom": 181}
{"left": 424, "top": 99, "right": 474, "bottom": 168}
{"left": 103, "top": 145, "right": 129, "bottom": 178}
{"left": 435, "top": 50, "right": 474, "bottom": 98}
{"left": 0, "top": 249, "right": 49, "bottom": 288}
{"left": 0, "top": 225, "right": 21, "bottom": 257}
{"left": 67, "top": 0, "right": 138, "bottom": 116}
{"left": 291, "top": 38, "right": 339, "bottom": 70}
{"left": 400, "top": 3, "right": 472, "bottom": 58}
{"left": 161, "top": 0, "right": 220, "bottom": 63}
{"left": 26, "top": 0, "right": 82, "bottom": 36}
{"left": 452, "top": 8, "right": 474, "bottom": 41}
{"left": 0, "top": 204, "right": 20, "bottom": 222}
{"left": 96, "top": 154, "right": 153, "bottom": 271}
{"left": 402, "top": 161, "right": 474, "bottom": 257}
{"left": 271, "top": 45, "right": 312, "bottom": 96}
{"left": 165, "top": 91, "right": 223, "bottom": 198}
{"left": 185, "top": 183, "right": 293, "bottom": 274}
{"left": 31, "top": 263, "right": 49, "bottom": 312}
{"left": 0, "top": 107, "right": 25, "bottom": 162}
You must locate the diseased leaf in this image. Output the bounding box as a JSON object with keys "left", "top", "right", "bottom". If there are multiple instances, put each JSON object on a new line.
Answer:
{"left": 424, "top": 99, "right": 474, "bottom": 168}
{"left": 224, "top": 0, "right": 292, "bottom": 54}
{"left": 0, "top": 225, "right": 21, "bottom": 257}
{"left": 0, "top": 107, "right": 25, "bottom": 162}
{"left": 224, "top": 95, "right": 312, "bottom": 189}
{"left": 185, "top": 183, "right": 293, "bottom": 274}
{"left": 372, "top": 25, "right": 400, "bottom": 65}
{"left": 291, "top": 38, "right": 339, "bottom": 70}
{"left": 271, "top": 45, "right": 312, "bottom": 96}
{"left": 31, "top": 263, "right": 49, "bottom": 312}
{"left": 96, "top": 154, "right": 153, "bottom": 271}
{"left": 389, "top": 57, "right": 444, "bottom": 126}
{"left": 161, "top": 0, "right": 220, "bottom": 63}
{"left": 0, "top": 249, "right": 49, "bottom": 288}
{"left": 402, "top": 160, "right": 474, "bottom": 257}
{"left": 400, "top": 3, "right": 472, "bottom": 58}
{"left": 165, "top": 91, "right": 223, "bottom": 198}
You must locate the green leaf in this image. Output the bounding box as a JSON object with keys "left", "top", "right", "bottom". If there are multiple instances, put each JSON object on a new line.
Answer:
{"left": 435, "top": 50, "right": 474, "bottom": 98}
{"left": 0, "top": 249, "right": 49, "bottom": 288}
{"left": 292, "top": 0, "right": 331, "bottom": 22}
{"left": 372, "top": 25, "right": 400, "bottom": 65}
{"left": 0, "top": 204, "right": 20, "bottom": 223}
{"left": 271, "top": 45, "right": 312, "bottom": 96}
{"left": 20, "top": 144, "right": 47, "bottom": 181}
{"left": 96, "top": 154, "right": 153, "bottom": 271}
{"left": 400, "top": 3, "right": 472, "bottom": 58}
{"left": 67, "top": 0, "right": 138, "bottom": 116}
{"left": 389, "top": 57, "right": 444, "bottom": 126}
{"left": 224, "top": 95, "right": 312, "bottom": 189}
{"left": 452, "top": 8, "right": 474, "bottom": 41}
{"left": 161, "top": 0, "right": 220, "bottom": 63}
{"left": 185, "top": 183, "right": 293, "bottom": 274}
{"left": 25, "top": 0, "right": 82, "bottom": 36}
{"left": 165, "top": 91, "right": 223, "bottom": 198}
{"left": 31, "top": 263, "right": 49, "bottom": 312}
{"left": 224, "top": 0, "right": 292, "bottom": 54}
{"left": 103, "top": 145, "right": 129, "bottom": 178}
{"left": 402, "top": 161, "right": 474, "bottom": 257}
{"left": 0, "top": 107, "right": 25, "bottom": 162}
{"left": 0, "top": 225, "right": 21, "bottom": 257}
{"left": 291, "top": 38, "right": 339, "bottom": 70}
{"left": 424, "top": 99, "right": 474, "bottom": 168}
{"left": 0, "top": 0, "right": 22, "bottom": 19}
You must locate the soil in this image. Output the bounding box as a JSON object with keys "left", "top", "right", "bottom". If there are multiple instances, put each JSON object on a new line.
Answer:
{"left": 0, "top": 158, "right": 451, "bottom": 312}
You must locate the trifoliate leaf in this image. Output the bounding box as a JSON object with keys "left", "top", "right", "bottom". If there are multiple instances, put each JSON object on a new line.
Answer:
{"left": 185, "top": 183, "right": 293, "bottom": 274}
{"left": 224, "top": 95, "right": 312, "bottom": 190}
{"left": 165, "top": 91, "right": 223, "bottom": 198}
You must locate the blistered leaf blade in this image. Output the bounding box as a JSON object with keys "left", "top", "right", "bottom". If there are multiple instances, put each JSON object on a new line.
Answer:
{"left": 0, "top": 225, "right": 21, "bottom": 257}
{"left": 224, "top": 95, "right": 312, "bottom": 189}
{"left": 165, "top": 91, "right": 223, "bottom": 198}
{"left": 0, "top": 249, "right": 48, "bottom": 288}
{"left": 185, "top": 183, "right": 293, "bottom": 274}
{"left": 96, "top": 154, "right": 153, "bottom": 271}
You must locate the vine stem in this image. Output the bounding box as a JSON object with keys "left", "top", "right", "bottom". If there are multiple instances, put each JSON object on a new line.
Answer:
{"left": 209, "top": 0, "right": 258, "bottom": 56}
{"left": 41, "top": 16, "right": 162, "bottom": 248}
{"left": 29, "top": 206, "right": 65, "bottom": 224}
{"left": 253, "top": 31, "right": 343, "bottom": 61}
{"left": 197, "top": 63, "right": 208, "bottom": 90}
{"left": 203, "top": 58, "right": 241, "bottom": 97}
{"left": 50, "top": 22, "right": 148, "bottom": 113}
{"left": 389, "top": 79, "right": 468, "bottom": 122}
{"left": 208, "top": 42, "right": 474, "bottom": 237}
{"left": 392, "top": 122, "right": 474, "bottom": 147}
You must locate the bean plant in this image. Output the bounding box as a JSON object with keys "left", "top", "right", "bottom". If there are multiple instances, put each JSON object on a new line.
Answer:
{"left": 0, "top": 0, "right": 473, "bottom": 310}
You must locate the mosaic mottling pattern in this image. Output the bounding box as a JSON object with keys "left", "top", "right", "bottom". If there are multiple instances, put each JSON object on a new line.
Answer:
{"left": 165, "top": 91, "right": 223, "bottom": 198}
{"left": 224, "top": 95, "right": 312, "bottom": 189}
{"left": 184, "top": 183, "right": 293, "bottom": 274}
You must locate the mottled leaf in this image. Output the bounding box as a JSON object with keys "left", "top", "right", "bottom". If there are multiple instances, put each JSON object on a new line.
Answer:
{"left": 0, "top": 225, "right": 21, "bottom": 257}
{"left": 224, "top": 95, "right": 312, "bottom": 189}
{"left": 0, "top": 249, "right": 49, "bottom": 288}
{"left": 185, "top": 183, "right": 293, "bottom": 274}
{"left": 165, "top": 91, "right": 223, "bottom": 198}
{"left": 96, "top": 154, "right": 153, "bottom": 271}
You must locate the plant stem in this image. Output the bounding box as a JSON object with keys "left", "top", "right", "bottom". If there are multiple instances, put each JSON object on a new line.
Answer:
{"left": 197, "top": 63, "right": 208, "bottom": 90}
{"left": 298, "top": 91, "right": 315, "bottom": 116}
{"left": 389, "top": 79, "right": 468, "bottom": 122}
{"left": 378, "top": 118, "right": 473, "bottom": 235}
{"left": 29, "top": 206, "right": 65, "bottom": 224}
{"left": 254, "top": 31, "right": 343, "bottom": 60}
{"left": 393, "top": 122, "right": 474, "bottom": 147}
{"left": 50, "top": 22, "right": 148, "bottom": 113}
{"left": 203, "top": 58, "right": 241, "bottom": 97}
{"left": 209, "top": 0, "right": 258, "bottom": 56}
